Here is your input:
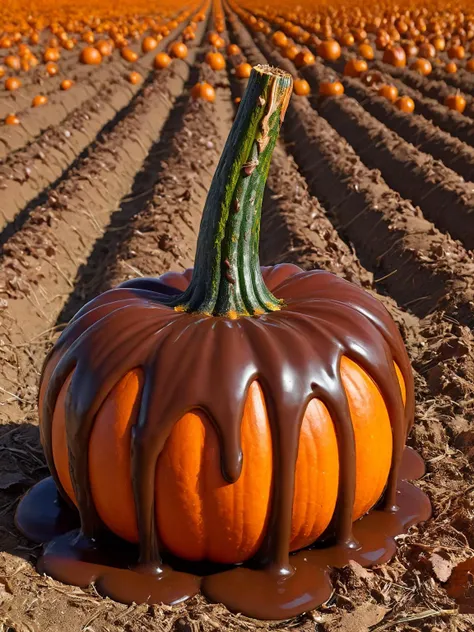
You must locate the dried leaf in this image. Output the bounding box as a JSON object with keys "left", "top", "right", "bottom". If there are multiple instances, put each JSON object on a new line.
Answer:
{"left": 333, "top": 603, "right": 388, "bottom": 632}
{"left": 430, "top": 552, "right": 454, "bottom": 583}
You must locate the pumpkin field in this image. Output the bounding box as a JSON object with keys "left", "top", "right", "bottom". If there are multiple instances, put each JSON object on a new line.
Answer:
{"left": 1, "top": 0, "right": 474, "bottom": 629}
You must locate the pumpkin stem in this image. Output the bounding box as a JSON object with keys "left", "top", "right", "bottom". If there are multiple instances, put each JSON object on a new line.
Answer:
{"left": 171, "top": 64, "right": 293, "bottom": 317}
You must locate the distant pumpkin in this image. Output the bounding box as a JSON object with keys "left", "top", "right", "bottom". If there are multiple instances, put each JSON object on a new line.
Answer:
{"left": 80, "top": 47, "right": 102, "bottom": 65}
{"left": 191, "top": 82, "right": 215, "bottom": 102}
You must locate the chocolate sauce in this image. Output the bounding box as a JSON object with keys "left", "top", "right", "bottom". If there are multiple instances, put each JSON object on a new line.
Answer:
{"left": 15, "top": 65, "right": 431, "bottom": 620}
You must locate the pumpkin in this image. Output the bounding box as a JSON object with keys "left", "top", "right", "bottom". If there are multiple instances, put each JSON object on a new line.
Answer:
{"left": 121, "top": 48, "right": 138, "bottom": 63}
{"left": 410, "top": 58, "right": 432, "bottom": 75}
{"left": 319, "top": 80, "right": 344, "bottom": 96}
{"left": 227, "top": 44, "right": 241, "bottom": 56}
{"left": 206, "top": 52, "right": 226, "bottom": 71}
{"left": 292, "top": 78, "right": 310, "bottom": 96}
{"left": 283, "top": 44, "right": 299, "bottom": 60}
{"left": 378, "top": 84, "right": 399, "bottom": 102}
{"left": 32, "top": 94, "right": 48, "bottom": 107}
{"left": 317, "top": 39, "right": 341, "bottom": 60}
{"left": 395, "top": 95, "right": 415, "bottom": 113}
{"left": 96, "top": 40, "right": 113, "bottom": 57}
{"left": 5, "top": 77, "right": 21, "bottom": 91}
{"left": 0, "top": 66, "right": 4, "bottom": 79}
{"left": 445, "top": 61, "right": 458, "bottom": 73}
{"left": 169, "top": 42, "right": 187, "bottom": 59}
{"left": 33, "top": 66, "right": 419, "bottom": 619}
{"left": 343, "top": 58, "right": 368, "bottom": 77}
{"left": 418, "top": 42, "right": 435, "bottom": 58}
{"left": 5, "top": 55, "right": 21, "bottom": 71}
{"left": 127, "top": 71, "right": 142, "bottom": 85}
{"left": 43, "top": 48, "right": 60, "bottom": 63}
{"left": 272, "top": 30, "right": 288, "bottom": 48}
{"left": 383, "top": 46, "right": 406, "bottom": 67}
{"left": 340, "top": 32, "right": 355, "bottom": 47}
{"left": 142, "top": 36, "right": 158, "bottom": 53}
{"left": 80, "top": 47, "right": 102, "bottom": 65}
{"left": 190, "top": 82, "right": 215, "bottom": 102}
{"left": 466, "top": 58, "right": 474, "bottom": 72}
{"left": 5, "top": 113, "right": 20, "bottom": 125}
{"left": 46, "top": 62, "right": 59, "bottom": 76}
{"left": 294, "top": 50, "right": 315, "bottom": 68}
{"left": 444, "top": 93, "right": 466, "bottom": 113}
{"left": 235, "top": 62, "right": 252, "bottom": 79}
{"left": 448, "top": 44, "right": 465, "bottom": 59}
{"left": 432, "top": 35, "right": 445, "bottom": 51}
{"left": 154, "top": 52, "right": 171, "bottom": 69}
{"left": 358, "top": 43, "right": 374, "bottom": 60}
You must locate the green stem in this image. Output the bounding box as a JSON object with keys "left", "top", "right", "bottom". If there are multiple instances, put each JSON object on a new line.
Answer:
{"left": 169, "top": 64, "right": 293, "bottom": 317}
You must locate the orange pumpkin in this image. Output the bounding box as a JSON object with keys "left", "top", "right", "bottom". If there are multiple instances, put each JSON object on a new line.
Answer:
{"left": 32, "top": 94, "right": 48, "bottom": 107}
{"left": 317, "top": 39, "right": 341, "bottom": 60}
{"left": 154, "top": 52, "right": 171, "bottom": 69}
{"left": 43, "top": 48, "right": 60, "bottom": 63}
{"left": 319, "top": 80, "right": 344, "bottom": 96}
{"left": 343, "top": 58, "right": 368, "bottom": 77}
{"left": 4, "top": 113, "right": 20, "bottom": 125}
{"left": 227, "top": 44, "right": 241, "bottom": 56}
{"left": 80, "top": 47, "right": 102, "bottom": 65}
{"left": 96, "top": 39, "right": 114, "bottom": 57}
{"left": 169, "top": 41, "right": 187, "bottom": 59}
{"left": 60, "top": 79, "right": 74, "bottom": 90}
{"left": 190, "top": 81, "right": 216, "bottom": 102}
{"left": 448, "top": 44, "right": 465, "bottom": 59}
{"left": 378, "top": 84, "right": 399, "bottom": 102}
{"left": 121, "top": 48, "right": 138, "bottom": 62}
{"left": 39, "top": 68, "right": 412, "bottom": 577}
{"left": 293, "top": 78, "right": 311, "bottom": 96}
{"left": 127, "top": 71, "right": 142, "bottom": 85}
{"left": 358, "top": 43, "right": 374, "bottom": 60}
{"left": 142, "top": 35, "right": 159, "bottom": 53}
{"left": 294, "top": 50, "right": 315, "bottom": 68}
{"left": 466, "top": 58, "right": 474, "bottom": 72}
{"left": 206, "top": 51, "right": 226, "bottom": 71}
{"left": 235, "top": 62, "right": 252, "bottom": 79}
{"left": 45, "top": 62, "right": 59, "bottom": 76}
{"left": 5, "top": 77, "right": 21, "bottom": 91}
{"left": 283, "top": 44, "right": 299, "bottom": 60}
{"left": 395, "top": 95, "right": 415, "bottom": 113}
{"left": 383, "top": 46, "right": 406, "bottom": 67}
{"left": 445, "top": 61, "right": 458, "bottom": 73}
{"left": 5, "top": 55, "right": 21, "bottom": 71}
{"left": 272, "top": 30, "right": 288, "bottom": 48}
{"left": 410, "top": 58, "right": 432, "bottom": 75}
{"left": 445, "top": 93, "right": 466, "bottom": 113}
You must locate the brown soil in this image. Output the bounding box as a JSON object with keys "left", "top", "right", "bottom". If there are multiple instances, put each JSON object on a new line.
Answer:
{"left": 1, "top": 7, "right": 474, "bottom": 632}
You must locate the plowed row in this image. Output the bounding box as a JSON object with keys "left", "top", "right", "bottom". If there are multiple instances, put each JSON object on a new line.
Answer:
{"left": 1, "top": 4, "right": 473, "bottom": 632}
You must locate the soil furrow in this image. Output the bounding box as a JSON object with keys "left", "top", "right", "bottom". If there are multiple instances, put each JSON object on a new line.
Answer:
{"left": 0, "top": 19, "right": 208, "bottom": 416}
{"left": 0, "top": 23, "right": 195, "bottom": 233}
{"left": 341, "top": 77, "right": 474, "bottom": 182}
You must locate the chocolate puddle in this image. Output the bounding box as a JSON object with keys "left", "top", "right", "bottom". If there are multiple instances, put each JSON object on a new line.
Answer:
{"left": 15, "top": 65, "right": 431, "bottom": 620}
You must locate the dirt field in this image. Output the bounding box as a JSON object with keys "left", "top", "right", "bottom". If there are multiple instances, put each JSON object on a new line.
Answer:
{"left": 1, "top": 3, "right": 474, "bottom": 631}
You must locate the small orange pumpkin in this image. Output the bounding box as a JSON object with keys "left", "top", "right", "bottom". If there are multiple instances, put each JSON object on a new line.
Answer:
{"left": 317, "top": 39, "right": 341, "bottom": 61}
{"left": 127, "top": 71, "right": 142, "bottom": 85}
{"left": 294, "top": 50, "right": 315, "bottom": 68}
{"left": 272, "top": 30, "right": 288, "bottom": 48}
{"left": 169, "top": 41, "right": 188, "bottom": 59}
{"left": 206, "top": 51, "right": 226, "bottom": 71}
{"left": 293, "top": 78, "right": 311, "bottom": 96}
{"left": 395, "top": 95, "right": 415, "bottom": 113}
{"left": 410, "top": 58, "right": 432, "bottom": 75}
{"left": 80, "top": 47, "right": 102, "bottom": 65}
{"left": 43, "top": 48, "right": 60, "bottom": 63}
{"left": 191, "top": 82, "right": 216, "bottom": 102}
{"left": 60, "top": 79, "right": 74, "bottom": 90}
{"left": 358, "top": 43, "right": 374, "bottom": 60}
{"left": 448, "top": 45, "right": 465, "bottom": 59}
{"left": 466, "top": 59, "right": 474, "bottom": 72}
{"left": 343, "top": 58, "right": 368, "bottom": 77}
{"left": 378, "top": 84, "right": 399, "bottom": 102}
{"left": 32, "top": 94, "right": 48, "bottom": 107}
{"left": 445, "top": 61, "right": 458, "bottom": 73}
{"left": 283, "top": 44, "right": 299, "bottom": 60}
{"left": 4, "top": 113, "right": 20, "bottom": 125}
{"left": 445, "top": 93, "right": 467, "bottom": 113}
{"left": 383, "top": 46, "right": 406, "bottom": 67}
{"left": 154, "top": 52, "right": 171, "bottom": 69}
{"left": 235, "top": 62, "right": 252, "bottom": 79}
{"left": 319, "top": 80, "right": 344, "bottom": 97}
{"left": 45, "top": 62, "right": 59, "bottom": 76}
{"left": 121, "top": 48, "right": 138, "bottom": 63}
{"left": 5, "top": 55, "right": 21, "bottom": 71}
{"left": 96, "top": 40, "right": 114, "bottom": 57}
{"left": 5, "top": 77, "right": 21, "bottom": 91}
{"left": 227, "top": 44, "right": 241, "bottom": 56}
{"left": 142, "top": 36, "right": 159, "bottom": 53}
